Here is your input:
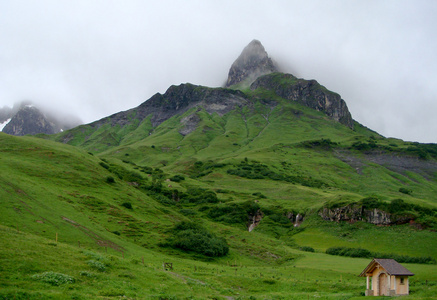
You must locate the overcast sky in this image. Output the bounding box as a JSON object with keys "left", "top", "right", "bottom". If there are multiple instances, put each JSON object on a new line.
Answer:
{"left": 1, "top": 0, "right": 436, "bottom": 143}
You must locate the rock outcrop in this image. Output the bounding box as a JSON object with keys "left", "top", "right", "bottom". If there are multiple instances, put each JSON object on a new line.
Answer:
{"left": 92, "top": 84, "right": 250, "bottom": 129}
{"left": 319, "top": 204, "right": 414, "bottom": 225}
{"left": 250, "top": 73, "right": 354, "bottom": 128}
{"left": 286, "top": 212, "right": 304, "bottom": 227}
{"left": 1, "top": 102, "right": 81, "bottom": 136}
{"left": 225, "top": 39, "right": 279, "bottom": 88}
{"left": 248, "top": 209, "right": 264, "bottom": 232}
{"left": 3, "top": 105, "right": 57, "bottom": 136}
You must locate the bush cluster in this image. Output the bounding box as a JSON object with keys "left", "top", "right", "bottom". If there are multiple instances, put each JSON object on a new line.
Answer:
{"left": 170, "top": 175, "right": 185, "bottom": 182}
{"left": 87, "top": 260, "right": 107, "bottom": 272}
{"left": 179, "top": 187, "right": 219, "bottom": 204}
{"left": 227, "top": 160, "right": 327, "bottom": 188}
{"left": 299, "top": 138, "right": 338, "bottom": 150}
{"left": 207, "top": 201, "right": 260, "bottom": 225}
{"left": 359, "top": 197, "right": 436, "bottom": 216}
{"left": 32, "top": 271, "right": 75, "bottom": 286}
{"left": 399, "top": 187, "right": 413, "bottom": 195}
{"left": 165, "top": 221, "right": 229, "bottom": 257}
{"left": 326, "top": 247, "right": 372, "bottom": 258}
{"left": 189, "top": 160, "right": 226, "bottom": 178}
{"left": 325, "top": 247, "right": 436, "bottom": 264}
{"left": 299, "top": 246, "right": 315, "bottom": 252}
{"left": 99, "top": 160, "right": 144, "bottom": 183}
{"left": 121, "top": 202, "right": 132, "bottom": 209}
{"left": 349, "top": 139, "right": 437, "bottom": 160}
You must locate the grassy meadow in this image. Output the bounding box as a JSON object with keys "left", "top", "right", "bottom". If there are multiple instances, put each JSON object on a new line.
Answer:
{"left": 1, "top": 84, "right": 437, "bottom": 299}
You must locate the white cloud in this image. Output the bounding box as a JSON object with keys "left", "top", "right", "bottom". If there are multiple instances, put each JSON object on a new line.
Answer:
{"left": 0, "top": 0, "right": 436, "bottom": 142}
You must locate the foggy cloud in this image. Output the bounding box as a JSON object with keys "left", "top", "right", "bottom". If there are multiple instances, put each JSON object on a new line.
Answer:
{"left": 0, "top": 0, "right": 436, "bottom": 142}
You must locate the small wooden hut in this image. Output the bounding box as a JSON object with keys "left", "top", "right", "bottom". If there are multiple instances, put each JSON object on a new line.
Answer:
{"left": 359, "top": 258, "right": 414, "bottom": 296}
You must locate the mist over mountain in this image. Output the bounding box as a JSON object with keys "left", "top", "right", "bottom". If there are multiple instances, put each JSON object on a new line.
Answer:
{"left": 0, "top": 101, "right": 82, "bottom": 136}
{"left": 225, "top": 39, "right": 279, "bottom": 88}
{"left": 1, "top": 35, "right": 437, "bottom": 299}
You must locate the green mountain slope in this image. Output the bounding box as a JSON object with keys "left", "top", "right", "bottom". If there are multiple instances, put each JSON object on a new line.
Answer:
{"left": 2, "top": 70, "right": 437, "bottom": 298}
{"left": 1, "top": 133, "right": 437, "bottom": 299}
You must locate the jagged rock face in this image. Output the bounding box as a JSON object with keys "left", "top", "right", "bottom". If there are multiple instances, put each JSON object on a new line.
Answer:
{"left": 251, "top": 73, "right": 354, "bottom": 128}
{"left": 3, "top": 105, "right": 57, "bottom": 136}
{"left": 286, "top": 212, "right": 304, "bottom": 227}
{"left": 225, "top": 39, "right": 278, "bottom": 88}
{"left": 1, "top": 102, "right": 82, "bottom": 136}
{"left": 319, "top": 205, "right": 414, "bottom": 225}
{"left": 97, "top": 84, "right": 250, "bottom": 129}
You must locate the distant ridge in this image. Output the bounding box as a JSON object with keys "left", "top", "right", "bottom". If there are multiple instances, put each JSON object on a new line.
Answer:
{"left": 1, "top": 102, "right": 82, "bottom": 136}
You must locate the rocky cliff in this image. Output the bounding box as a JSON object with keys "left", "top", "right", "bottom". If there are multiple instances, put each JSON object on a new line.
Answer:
{"left": 250, "top": 73, "right": 354, "bottom": 128}
{"left": 319, "top": 204, "right": 414, "bottom": 225}
{"left": 1, "top": 102, "right": 82, "bottom": 136}
{"left": 91, "top": 84, "right": 250, "bottom": 130}
{"left": 2, "top": 105, "right": 57, "bottom": 136}
{"left": 225, "top": 39, "right": 278, "bottom": 88}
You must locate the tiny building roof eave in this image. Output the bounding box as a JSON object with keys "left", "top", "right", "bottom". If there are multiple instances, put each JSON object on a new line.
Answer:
{"left": 359, "top": 258, "right": 415, "bottom": 277}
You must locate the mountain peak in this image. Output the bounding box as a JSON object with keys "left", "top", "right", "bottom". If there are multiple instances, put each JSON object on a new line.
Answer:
{"left": 225, "top": 39, "right": 278, "bottom": 88}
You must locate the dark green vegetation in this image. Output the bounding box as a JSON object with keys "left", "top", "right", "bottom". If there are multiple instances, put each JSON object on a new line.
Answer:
{"left": 1, "top": 77, "right": 437, "bottom": 299}
{"left": 326, "top": 247, "right": 435, "bottom": 264}
{"left": 163, "top": 221, "right": 229, "bottom": 257}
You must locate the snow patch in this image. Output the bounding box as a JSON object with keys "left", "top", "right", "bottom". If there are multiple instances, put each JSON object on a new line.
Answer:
{"left": 0, "top": 118, "right": 11, "bottom": 131}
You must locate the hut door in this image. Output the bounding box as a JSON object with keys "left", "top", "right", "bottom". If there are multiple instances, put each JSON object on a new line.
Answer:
{"left": 378, "top": 273, "right": 389, "bottom": 296}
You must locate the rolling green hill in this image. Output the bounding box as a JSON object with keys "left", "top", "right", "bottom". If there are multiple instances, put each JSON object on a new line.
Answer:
{"left": 1, "top": 38, "right": 437, "bottom": 298}
{"left": 1, "top": 74, "right": 437, "bottom": 298}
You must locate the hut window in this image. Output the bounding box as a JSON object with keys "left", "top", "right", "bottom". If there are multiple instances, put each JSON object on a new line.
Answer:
{"left": 400, "top": 277, "right": 405, "bottom": 285}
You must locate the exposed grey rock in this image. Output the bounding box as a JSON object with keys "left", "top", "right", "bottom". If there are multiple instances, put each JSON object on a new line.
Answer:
{"left": 179, "top": 112, "right": 201, "bottom": 136}
{"left": 3, "top": 105, "right": 57, "bottom": 136}
{"left": 248, "top": 209, "right": 264, "bottom": 232}
{"left": 286, "top": 212, "right": 304, "bottom": 227}
{"left": 93, "top": 84, "right": 250, "bottom": 129}
{"left": 319, "top": 204, "right": 414, "bottom": 225}
{"left": 225, "top": 39, "right": 279, "bottom": 88}
{"left": 251, "top": 73, "right": 354, "bottom": 128}
{"left": 1, "top": 102, "right": 82, "bottom": 136}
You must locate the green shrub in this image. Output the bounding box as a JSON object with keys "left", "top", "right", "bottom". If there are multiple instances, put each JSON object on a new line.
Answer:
{"left": 170, "top": 175, "right": 185, "bottom": 182}
{"left": 179, "top": 187, "right": 218, "bottom": 204}
{"left": 359, "top": 196, "right": 382, "bottom": 209}
{"left": 227, "top": 159, "right": 327, "bottom": 188}
{"left": 326, "top": 247, "right": 435, "bottom": 264}
{"left": 79, "top": 271, "right": 95, "bottom": 277}
{"left": 87, "top": 260, "right": 106, "bottom": 272}
{"left": 299, "top": 246, "right": 315, "bottom": 252}
{"left": 299, "top": 138, "right": 338, "bottom": 150}
{"left": 106, "top": 176, "right": 115, "bottom": 183}
{"left": 387, "top": 199, "right": 411, "bottom": 214}
{"left": 326, "top": 247, "right": 372, "bottom": 258}
{"left": 165, "top": 221, "right": 229, "bottom": 257}
{"left": 179, "top": 209, "right": 196, "bottom": 216}
{"left": 207, "top": 201, "right": 260, "bottom": 225}
{"left": 268, "top": 214, "right": 290, "bottom": 225}
{"left": 31, "top": 271, "right": 75, "bottom": 286}
{"left": 399, "top": 187, "right": 413, "bottom": 195}
{"left": 121, "top": 202, "right": 132, "bottom": 209}
{"left": 99, "top": 161, "right": 109, "bottom": 169}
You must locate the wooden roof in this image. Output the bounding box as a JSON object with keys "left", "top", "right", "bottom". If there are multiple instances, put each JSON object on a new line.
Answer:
{"left": 359, "top": 258, "right": 415, "bottom": 277}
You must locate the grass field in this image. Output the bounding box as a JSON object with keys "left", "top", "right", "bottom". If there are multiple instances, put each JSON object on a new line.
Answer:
{"left": 1, "top": 84, "right": 437, "bottom": 299}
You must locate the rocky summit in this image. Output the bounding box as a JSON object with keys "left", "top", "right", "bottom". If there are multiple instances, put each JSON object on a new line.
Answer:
{"left": 2, "top": 105, "right": 57, "bottom": 136}
{"left": 225, "top": 39, "right": 278, "bottom": 88}
{"left": 250, "top": 73, "right": 354, "bottom": 128}
{"left": 1, "top": 38, "right": 437, "bottom": 300}
{"left": 1, "top": 102, "right": 82, "bottom": 136}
